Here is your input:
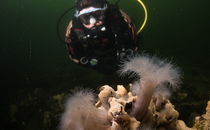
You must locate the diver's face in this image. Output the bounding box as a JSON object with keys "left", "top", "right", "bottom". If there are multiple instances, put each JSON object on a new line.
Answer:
{"left": 83, "top": 20, "right": 103, "bottom": 29}
{"left": 78, "top": 7, "right": 105, "bottom": 29}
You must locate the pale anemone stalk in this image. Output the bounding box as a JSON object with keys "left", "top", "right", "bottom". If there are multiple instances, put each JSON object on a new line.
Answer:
{"left": 118, "top": 53, "right": 182, "bottom": 121}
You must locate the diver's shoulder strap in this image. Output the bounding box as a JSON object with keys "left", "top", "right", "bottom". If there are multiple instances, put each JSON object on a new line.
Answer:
{"left": 72, "top": 17, "right": 86, "bottom": 40}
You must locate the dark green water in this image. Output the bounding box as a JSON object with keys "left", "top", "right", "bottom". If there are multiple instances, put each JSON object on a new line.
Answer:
{"left": 0, "top": 0, "right": 210, "bottom": 129}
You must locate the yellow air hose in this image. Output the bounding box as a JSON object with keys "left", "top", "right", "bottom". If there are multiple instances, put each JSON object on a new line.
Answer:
{"left": 137, "top": 0, "right": 147, "bottom": 34}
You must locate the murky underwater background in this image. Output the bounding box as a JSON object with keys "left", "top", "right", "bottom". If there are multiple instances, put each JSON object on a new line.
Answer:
{"left": 0, "top": 0, "right": 210, "bottom": 129}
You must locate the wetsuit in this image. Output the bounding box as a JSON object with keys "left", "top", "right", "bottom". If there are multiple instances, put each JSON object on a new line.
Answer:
{"left": 65, "top": 4, "right": 139, "bottom": 74}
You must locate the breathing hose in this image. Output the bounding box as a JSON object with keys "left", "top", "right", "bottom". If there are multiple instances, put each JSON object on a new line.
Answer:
{"left": 136, "top": 0, "right": 147, "bottom": 34}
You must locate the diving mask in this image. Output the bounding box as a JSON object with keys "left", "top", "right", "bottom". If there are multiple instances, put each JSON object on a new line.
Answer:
{"left": 74, "top": 4, "right": 107, "bottom": 25}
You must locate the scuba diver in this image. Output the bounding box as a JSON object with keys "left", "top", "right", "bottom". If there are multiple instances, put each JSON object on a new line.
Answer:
{"left": 64, "top": 0, "right": 140, "bottom": 74}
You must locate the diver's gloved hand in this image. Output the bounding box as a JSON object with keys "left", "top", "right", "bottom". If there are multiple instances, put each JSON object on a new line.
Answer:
{"left": 116, "top": 50, "right": 128, "bottom": 62}
{"left": 117, "top": 49, "right": 138, "bottom": 62}
{"left": 119, "top": 51, "right": 126, "bottom": 59}
{"left": 116, "top": 50, "right": 126, "bottom": 61}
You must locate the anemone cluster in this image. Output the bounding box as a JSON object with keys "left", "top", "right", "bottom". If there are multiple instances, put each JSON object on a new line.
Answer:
{"left": 58, "top": 53, "right": 199, "bottom": 130}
